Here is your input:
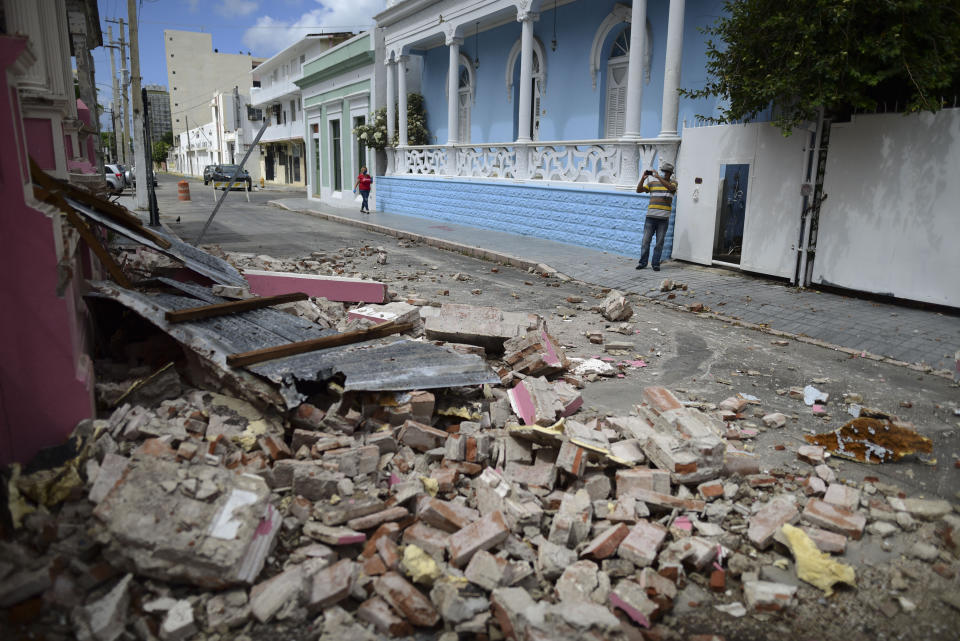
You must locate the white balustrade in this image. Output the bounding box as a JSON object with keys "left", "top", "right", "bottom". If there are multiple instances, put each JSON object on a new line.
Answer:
{"left": 402, "top": 146, "right": 447, "bottom": 175}
{"left": 392, "top": 139, "right": 679, "bottom": 187}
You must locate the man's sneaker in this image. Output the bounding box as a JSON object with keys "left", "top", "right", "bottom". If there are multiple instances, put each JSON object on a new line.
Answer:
{"left": 635, "top": 263, "right": 646, "bottom": 270}
{"left": 653, "top": 266, "right": 660, "bottom": 271}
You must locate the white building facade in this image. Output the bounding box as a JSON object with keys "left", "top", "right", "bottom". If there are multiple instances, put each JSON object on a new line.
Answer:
{"left": 250, "top": 34, "right": 352, "bottom": 187}
{"left": 172, "top": 89, "right": 263, "bottom": 182}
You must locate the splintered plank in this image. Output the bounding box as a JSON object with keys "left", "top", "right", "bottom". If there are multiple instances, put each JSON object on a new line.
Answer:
{"left": 227, "top": 320, "right": 416, "bottom": 368}
{"left": 165, "top": 292, "right": 308, "bottom": 323}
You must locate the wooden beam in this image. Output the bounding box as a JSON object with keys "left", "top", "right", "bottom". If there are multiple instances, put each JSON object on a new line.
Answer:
{"left": 29, "top": 156, "right": 172, "bottom": 249}
{"left": 34, "top": 186, "right": 134, "bottom": 289}
{"left": 165, "top": 292, "right": 309, "bottom": 323}
{"left": 227, "top": 320, "right": 417, "bottom": 368}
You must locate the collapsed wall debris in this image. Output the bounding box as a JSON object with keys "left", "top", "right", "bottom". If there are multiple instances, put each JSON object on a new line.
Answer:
{"left": 4, "top": 177, "right": 957, "bottom": 640}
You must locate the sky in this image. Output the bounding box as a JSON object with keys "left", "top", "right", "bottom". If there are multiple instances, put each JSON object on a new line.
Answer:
{"left": 92, "top": 0, "right": 388, "bottom": 129}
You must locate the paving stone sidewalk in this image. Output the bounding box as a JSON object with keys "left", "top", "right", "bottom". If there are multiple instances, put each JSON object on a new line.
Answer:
{"left": 272, "top": 197, "right": 960, "bottom": 374}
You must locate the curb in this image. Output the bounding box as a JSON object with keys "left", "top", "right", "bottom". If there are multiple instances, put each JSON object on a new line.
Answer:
{"left": 270, "top": 200, "right": 957, "bottom": 383}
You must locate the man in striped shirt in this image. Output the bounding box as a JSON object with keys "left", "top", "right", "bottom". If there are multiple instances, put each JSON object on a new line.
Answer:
{"left": 636, "top": 161, "right": 677, "bottom": 272}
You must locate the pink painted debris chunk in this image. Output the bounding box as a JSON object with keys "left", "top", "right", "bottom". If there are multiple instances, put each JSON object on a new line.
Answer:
{"left": 243, "top": 269, "right": 387, "bottom": 304}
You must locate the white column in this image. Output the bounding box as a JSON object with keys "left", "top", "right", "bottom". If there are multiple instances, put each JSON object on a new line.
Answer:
{"left": 397, "top": 55, "right": 409, "bottom": 147}
{"left": 659, "top": 0, "right": 686, "bottom": 137}
{"left": 516, "top": 12, "right": 537, "bottom": 143}
{"left": 446, "top": 36, "right": 461, "bottom": 145}
{"left": 622, "top": 0, "right": 647, "bottom": 140}
{"left": 385, "top": 58, "right": 397, "bottom": 143}
{"left": 385, "top": 58, "right": 396, "bottom": 175}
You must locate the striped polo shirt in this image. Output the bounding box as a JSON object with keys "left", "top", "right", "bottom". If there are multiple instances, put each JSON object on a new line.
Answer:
{"left": 646, "top": 179, "right": 677, "bottom": 219}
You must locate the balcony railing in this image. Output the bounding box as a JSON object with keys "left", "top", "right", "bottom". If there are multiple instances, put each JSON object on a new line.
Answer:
{"left": 250, "top": 82, "right": 299, "bottom": 108}
{"left": 259, "top": 120, "right": 304, "bottom": 143}
{"left": 387, "top": 138, "right": 680, "bottom": 188}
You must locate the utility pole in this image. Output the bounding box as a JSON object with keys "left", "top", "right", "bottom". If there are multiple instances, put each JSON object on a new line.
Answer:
{"left": 127, "top": 0, "right": 148, "bottom": 209}
{"left": 106, "top": 25, "right": 121, "bottom": 165}
{"left": 142, "top": 87, "right": 160, "bottom": 226}
{"left": 185, "top": 114, "right": 192, "bottom": 176}
{"left": 106, "top": 18, "right": 130, "bottom": 166}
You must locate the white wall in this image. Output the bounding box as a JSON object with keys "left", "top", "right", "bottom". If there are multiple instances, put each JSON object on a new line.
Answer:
{"left": 813, "top": 109, "right": 960, "bottom": 307}
{"left": 674, "top": 122, "right": 806, "bottom": 278}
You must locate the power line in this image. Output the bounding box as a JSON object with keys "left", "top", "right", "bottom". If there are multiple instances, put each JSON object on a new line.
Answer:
{"left": 139, "top": 19, "right": 372, "bottom": 30}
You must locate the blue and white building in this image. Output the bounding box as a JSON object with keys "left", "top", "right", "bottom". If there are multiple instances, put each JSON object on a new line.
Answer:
{"left": 374, "top": 0, "right": 717, "bottom": 258}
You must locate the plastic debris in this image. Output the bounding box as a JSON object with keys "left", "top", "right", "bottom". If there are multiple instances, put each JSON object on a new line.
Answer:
{"left": 803, "top": 385, "right": 829, "bottom": 406}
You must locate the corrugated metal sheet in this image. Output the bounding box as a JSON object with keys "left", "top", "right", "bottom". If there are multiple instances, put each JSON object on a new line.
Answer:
{"left": 87, "top": 282, "right": 500, "bottom": 408}
{"left": 66, "top": 198, "right": 247, "bottom": 286}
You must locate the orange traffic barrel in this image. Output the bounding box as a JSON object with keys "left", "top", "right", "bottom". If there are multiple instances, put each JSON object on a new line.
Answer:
{"left": 177, "top": 180, "right": 191, "bottom": 201}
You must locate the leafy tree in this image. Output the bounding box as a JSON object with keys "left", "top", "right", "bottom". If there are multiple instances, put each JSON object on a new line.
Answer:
{"left": 682, "top": 0, "right": 960, "bottom": 133}
{"left": 354, "top": 93, "right": 431, "bottom": 150}
{"left": 151, "top": 140, "right": 171, "bottom": 165}
{"left": 161, "top": 131, "right": 174, "bottom": 146}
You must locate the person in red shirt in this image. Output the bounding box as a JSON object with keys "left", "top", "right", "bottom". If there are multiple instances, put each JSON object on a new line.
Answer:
{"left": 353, "top": 166, "right": 373, "bottom": 213}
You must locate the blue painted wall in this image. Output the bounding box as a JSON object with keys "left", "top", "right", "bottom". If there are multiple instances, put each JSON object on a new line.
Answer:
{"left": 376, "top": 176, "right": 675, "bottom": 259}
{"left": 419, "top": 0, "right": 727, "bottom": 145}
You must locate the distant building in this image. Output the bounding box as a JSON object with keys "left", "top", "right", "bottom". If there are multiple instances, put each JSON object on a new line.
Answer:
{"left": 144, "top": 84, "right": 172, "bottom": 142}
{"left": 250, "top": 33, "right": 352, "bottom": 187}
{"left": 163, "top": 30, "right": 264, "bottom": 137}
{"left": 172, "top": 89, "right": 262, "bottom": 183}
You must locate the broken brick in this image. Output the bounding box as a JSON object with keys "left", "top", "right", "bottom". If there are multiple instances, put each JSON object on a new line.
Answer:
{"left": 447, "top": 511, "right": 510, "bottom": 567}
{"left": 618, "top": 520, "right": 668, "bottom": 567}
{"left": 581, "top": 523, "right": 630, "bottom": 561}
{"left": 373, "top": 571, "right": 440, "bottom": 627}
{"left": 802, "top": 499, "right": 866, "bottom": 540}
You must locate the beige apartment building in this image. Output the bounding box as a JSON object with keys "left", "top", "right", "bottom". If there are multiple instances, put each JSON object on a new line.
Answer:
{"left": 164, "top": 30, "right": 264, "bottom": 137}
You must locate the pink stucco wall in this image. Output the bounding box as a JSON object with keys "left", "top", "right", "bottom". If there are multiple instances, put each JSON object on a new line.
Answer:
{"left": 0, "top": 36, "right": 94, "bottom": 466}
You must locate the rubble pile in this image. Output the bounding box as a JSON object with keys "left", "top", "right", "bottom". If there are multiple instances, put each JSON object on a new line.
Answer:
{"left": 2, "top": 245, "right": 959, "bottom": 641}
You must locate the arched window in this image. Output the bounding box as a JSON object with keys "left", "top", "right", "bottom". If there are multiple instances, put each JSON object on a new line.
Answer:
{"left": 506, "top": 37, "right": 547, "bottom": 141}
{"left": 458, "top": 66, "right": 472, "bottom": 143}
{"left": 605, "top": 27, "right": 631, "bottom": 138}
{"left": 446, "top": 53, "right": 475, "bottom": 143}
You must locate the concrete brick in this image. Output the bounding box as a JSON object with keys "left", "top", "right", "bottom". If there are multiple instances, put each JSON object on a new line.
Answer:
{"left": 291, "top": 403, "right": 325, "bottom": 430}
{"left": 503, "top": 329, "right": 570, "bottom": 377}
{"left": 774, "top": 525, "right": 847, "bottom": 554}
{"left": 618, "top": 520, "right": 668, "bottom": 567}
{"left": 556, "top": 560, "right": 609, "bottom": 604}
{"left": 608, "top": 439, "right": 645, "bottom": 465}
{"left": 424, "top": 303, "right": 540, "bottom": 352}
{"left": 362, "top": 522, "right": 401, "bottom": 559}
{"left": 814, "top": 464, "right": 836, "bottom": 483}
{"left": 292, "top": 465, "right": 341, "bottom": 501}
{"left": 797, "top": 445, "right": 826, "bottom": 465}
{"left": 637, "top": 567, "right": 677, "bottom": 600}
{"left": 464, "top": 549, "right": 507, "bottom": 591}
{"left": 357, "top": 596, "right": 414, "bottom": 637}
{"left": 802, "top": 499, "right": 866, "bottom": 539}
{"left": 347, "top": 506, "right": 409, "bottom": 531}
{"left": 373, "top": 571, "right": 440, "bottom": 627}
{"left": 490, "top": 587, "right": 537, "bottom": 640}
{"left": 448, "top": 510, "right": 510, "bottom": 567}
{"left": 87, "top": 453, "right": 130, "bottom": 505}
{"left": 250, "top": 565, "right": 303, "bottom": 623}
{"left": 398, "top": 420, "right": 449, "bottom": 452}
{"left": 366, "top": 430, "right": 398, "bottom": 455}
{"left": 581, "top": 523, "right": 630, "bottom": 561}
{"left": 802, "top": 475, "right": 827, "bottom": 496}
{"left": 743, "top": 580, "right": 797, "bottom": 612}
{"left": 616, "top": 468, "right": 671, "bottom": 497}
{"left": 823, "top": 484, "right": 861, "bottom": 511}
{"left": 258, "top": 434, "right": 291, "bottom": 461}
{"left": 402, "top": 522, "right": 450, "bottom": 560}
{"left": 376, "top": 535, "right": 402, "bottom": 570}
{"left": 747, "top": 498, "right": 800, "bottom": 550}
{"left": 318, "top": 496, "right": 386, "bottom": 526}
{"left": 504, "top": 459, "right": 557, "bottom": 489}
{"left": 610, "top": 579, "right": 657, "bottom": 628}
{"left": 620, "top": 487, "right": 705, "bottom": 512}
{"left": 417, "top": 498, "right": 480, "bottom": 533}
{"left": 548, "top": 490, "right": 593, "bottom": 548}
{"left": 643, "top": 387, "right": 683, "bottom": 414}
{"left": 537, "top": 539, "right": 578, "bottom": 581}
{"left": 697, "top": 479, "right": 724, "bottom": 501}
{"left": 306, "top": 559, "right": 355, "bottom": 612}
{"left": 302, "top": 522, "right": 366, "bottom": 546}
{"left": 159, "top": 599, "right": 196, "bottom": 641}
{"left": 887, "top": 497, "right": 953, "bottom": 521}
{"left": 556, "top": 441, "right": 588, "bottom": 477}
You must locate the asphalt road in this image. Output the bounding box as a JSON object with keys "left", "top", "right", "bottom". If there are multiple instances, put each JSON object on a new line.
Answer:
{"left": 121, "top": 173, "right": 960, "bottom": 503}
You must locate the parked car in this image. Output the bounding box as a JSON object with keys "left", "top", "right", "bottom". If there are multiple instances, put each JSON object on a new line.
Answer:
{"left": 203, "top": 165, "right": 215, "bottom": 185}
{"left": 127, "top": 166, "right": 157, "bottom": 187}
{"left": 210, "top": 165, "right": 252, "bottom": 190}
{"left": 104, "top": 163, "right": 126, "bottom": 193}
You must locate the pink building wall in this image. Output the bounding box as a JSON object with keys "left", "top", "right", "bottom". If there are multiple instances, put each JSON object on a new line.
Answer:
{"left": 0, "top": 36, "right": 94, "bottom": 466}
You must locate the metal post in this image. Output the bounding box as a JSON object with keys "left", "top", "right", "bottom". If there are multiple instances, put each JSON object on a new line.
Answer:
{"left": 127, "top": 0, "right": 148, "bottom": 209}
{"left": 142, "top": 88, "right": 160, "bottom": 226}
{"left": 195, "top": 119, "right": 270, "bottom": 244}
